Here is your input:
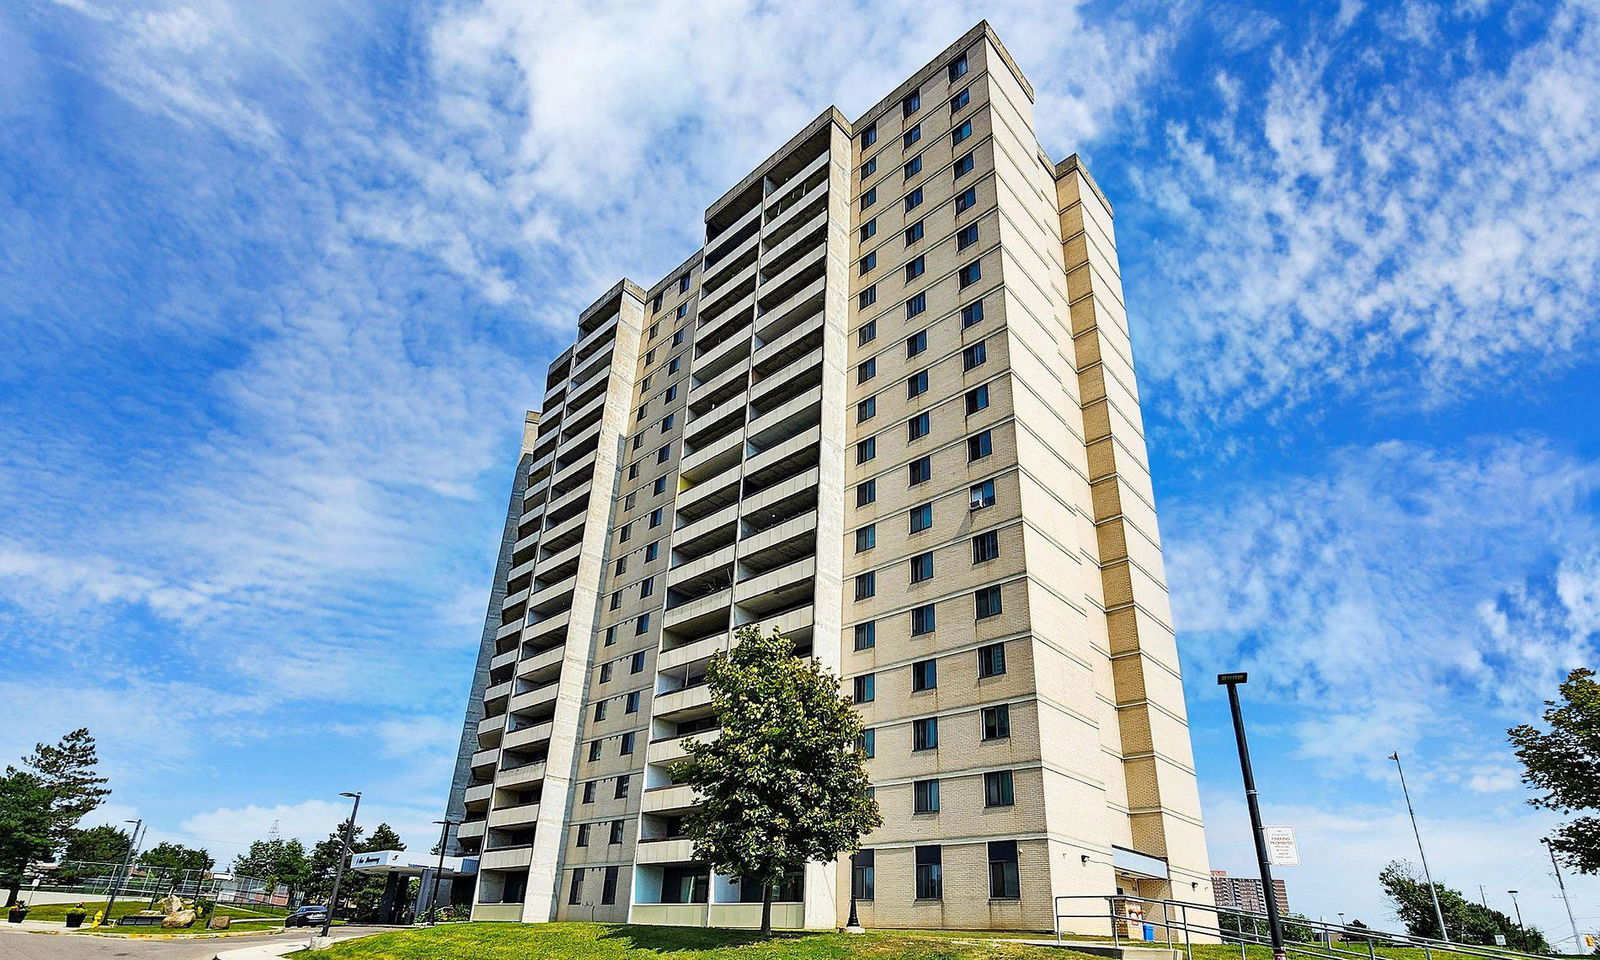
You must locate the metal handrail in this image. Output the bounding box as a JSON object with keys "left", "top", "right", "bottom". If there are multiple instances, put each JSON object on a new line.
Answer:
{"left": 1053, "top": 894, "right": 1557, "bottom": 960}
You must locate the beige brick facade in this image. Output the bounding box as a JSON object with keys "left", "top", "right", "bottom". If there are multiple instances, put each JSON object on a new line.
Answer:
{"left": 446, "top": 20, "right": 1211, "bottom": 933}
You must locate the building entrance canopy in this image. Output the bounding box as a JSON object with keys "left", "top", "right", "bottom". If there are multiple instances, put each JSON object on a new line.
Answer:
{"left": 349, "top": 850, "right": 478, "bottom": 879}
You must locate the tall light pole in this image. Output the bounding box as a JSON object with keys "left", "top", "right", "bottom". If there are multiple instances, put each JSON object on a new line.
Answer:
{"left": 1388, "top": 753, "right": 1449, "bottom": 942}
{"left": 429, "top": 819, "right": 458, "bottom": 925}
{"left": 845, "top": 851, "right": 863, "bottom": 933}
{"left": 1507, "top": 890, "right": 1522, "bottom": 931}
{"left": 1218, "top": 673, "right": 1287, "bottom": 960}
{"left": 102, "top": 819, "right": 144, "bottom": 925}
{"left": 1541, "top": 838, "right": 1581, "bottom": 954}
{"left": 320, "top": 792, "right": 361, "bottom": 938}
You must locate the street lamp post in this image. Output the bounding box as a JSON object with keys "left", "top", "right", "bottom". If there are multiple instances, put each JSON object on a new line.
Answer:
{"left": 1388, "top": 753, "right": 1449, "bottom": 942}
{"left": 320, "top": 792, "right": 361, "bottom": 939}
{"left": 845, "top": 852, "right": 863, "bottom": 933}
{"left": 429, "top": 819, "right": 458, "bottom": 925}
{"left": 1218, "top": 673, "right": 1287, "bottom": 960}
{"left": 1506, "top": 890, "right": 1523, "bottom": 931}
{"left": 1541, "top": 838, "right": 1581, "bottom": 954}
{"left": 102, "top": 819, "right": 143, "bottom": 926}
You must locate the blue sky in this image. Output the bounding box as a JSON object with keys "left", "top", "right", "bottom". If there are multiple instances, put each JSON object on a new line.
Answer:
{"left": 2, "top": 0, "right": 1598, "bottom": 941}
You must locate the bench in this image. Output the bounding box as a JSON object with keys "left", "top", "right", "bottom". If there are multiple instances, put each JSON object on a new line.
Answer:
{"left": 117, "top": 915, "right": 165, "bottom": 926}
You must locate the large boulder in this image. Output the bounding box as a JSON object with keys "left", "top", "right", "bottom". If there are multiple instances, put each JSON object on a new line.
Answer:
{"left": 162, "top": 909, "right": 197, "bottom": 928}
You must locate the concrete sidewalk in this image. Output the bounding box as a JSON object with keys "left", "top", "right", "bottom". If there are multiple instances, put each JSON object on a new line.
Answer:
{"left": 214, "top": 928, "right": 382, "bottom": 959}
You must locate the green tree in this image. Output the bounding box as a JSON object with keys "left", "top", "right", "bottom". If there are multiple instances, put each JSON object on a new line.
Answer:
{"left": 233, "top": 838, "right": 310, "bottom": 907}
{"left": 1379, "top": 861, "right": 1550, "bottom": 952}
{"left": 63, "top": 824, "right": 132, "bottom": 865}
{"left": 0, "top": 771, "right": 57, "bottom": 905}
{"left": 306, "top": 821, "right": 404, "bottom": 919}
{"left": 671, "top": 626, "right": 880, "bottom": 936}
{"left": 1, "top": 729, "right": 111, "bottom": 905}
{"left": 1509, "top": 667, "right": 1600, "bottom": 874}
{"left": 139, "top": 841, "right": 214, "bottom": 873}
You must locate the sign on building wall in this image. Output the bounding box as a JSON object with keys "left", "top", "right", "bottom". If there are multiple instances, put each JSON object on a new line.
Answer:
{"left": 1265, "top": 826, "right": 1300, "bottom": 867}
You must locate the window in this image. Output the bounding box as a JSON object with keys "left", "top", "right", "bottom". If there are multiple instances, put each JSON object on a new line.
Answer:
{"left": 635, "top": 613, "right": 650, "bottom": 634}
{"left": 905, "top": 257, "right": 925, "bottom": 282}
{"left": 859, "top": 285, "right": 877, "bottom": 309}
{"left": 855, "top": 525, "right": 876, "bottom": 552}
{"left": 665, "top": 384, "right": 678, "bottom": 402}
{"left": 645, "top": 348, "right": 656, "bottom": 365}
{"left": 951, "top": 87, "right": 971, "bottom": 113}
{"left": 615, "top": 774, "right": 630, "bottom": 799}
{"left": 649, "top": 506, "right": 663, "bottom": 527}
{"left": 620, "top": 732, "right": 635, "bottom": 755}
{"left": 852, "top": 850, "right": 875, "bottom": 901}
{"left": 862, "top": 156, "right": 877, "bottom": 177}
{"left": 853, "top": 674, "right": 875, "bottom": 704}
{"left": 912, "top": 659, "right": 937, "bottom": 691}
{"left": 857, "top": 397, "right": 876, "bottom": 423}
{"left": 654, "top": 475, "right": 668, "bottom": 495}
{"left": 857, "top": 479, "right": 877, "bottom": 507}
{"left": 646, "top": 541, "right": 659, "bottom": 561}
{"left": 970, "top": 479, "right": 996, "bottom": 509}
{"left": 910, "top": 552, "right": 933, "bottom": 583}
{"left": 978, "top": 642, "right": 1007, "bottom": 677}
{"left": 857, "top": 358, "right": 877, "bottom": 383}
{"left": 651, "top": 293, "right": 663, "bottom": 313}
{"left": 605, "top": 625, "right": 617, "bottom": 646}
{"left": 668, "top": 355, "right": 681, "bottom": 374}
{"left": 988, "top": 840, "right": 1020, "bottom": 898}
{"left": 858, "top": 728, "right": 875, "bottom": 758}
{"left": 583, "top": 781, "right": 597, "bottom": 803}
{"left": 576, "top": 825, "right": 590, "bottom": 847}
{"left": 906, "top": 370, "right": 929, "bottom": 398}
{"left": 862, "top": 123, "right": 877, "bottom": 147}
{"left": 619, "top": 522, "right": 632, "bottom": 543}
{"left": 956, "top": 186, "right": 978, "bottom": 213}
{"left": 600, "top": 662, "right": 613, "bottom": 683}
{"left": 959, "top": 261, "right": 983, "bottom": 289}
{"left": 679, "top": 274, "right": 691, "bottom": 293}
{"left": 861, "top": 187, "right": 877, "bottom": 210}
{"left": 903, "top": 124, "right": 921, "bottom": 147}
{"left": 902, "top": 90, "right": 920, "bottom": 117}
{"left": 587, "top": 741, "right": 602, "bottom": 762}
{"left": 860, "top": 218, "right": 877, "bottom": 242}
{"left": 626, "top": 690, "right": 640, "bottom": 713}
{"left": 860, "top": 251, "right": 877, "bottom": 274}
{"left": 972, "top": 531, "right": 1000, "bottom": 563}
{"left": 905, "top": 295, "right": 926, "bottom": 321}
{"left": 966, "top": 385, "right": 990, "bottom": 414}
{"left": 904, "top": 154, "right": 922, "bottom": 179}
{"left": 609, "top": 591, "right": 621, "bottom": 611}
{"left": 602, "top": 866, "right": 620, "bottom": 905}
{"left": 982, "top": 704, "right": 1011, "bottom": 740}
{"left": 948, "top": 52, "right": 969, "bottom": 81}
{"left": 595, "top": 700, "right": 608, "bottom": 722}
{"left": 628, "top": 462, "right": 639, "bottom": 480}
{"left": 914, "top": 717, "right": 939, "bottom": 751}
{"left": 913, "top": 778, "right": 940, "bottom": 813}
{"left": 630, "top": 651, "right": 646, "bottom": 673}
{"left": 676, "top": 302, "right": 688, "bottom": 319}
{"left": 632, "top": 434, "right": 645, "bottom": 452}
{"left": 912, "top": 603, "right": 936, "bottom": 635}
{"left": 855, "top": 437, "right": 876, "bottom": 464}
{"left": 910, "top": 502, "right": 933, "bottom": 533}
{"left": 975, "top": 585, "right": 1003, "bottom": 619}
{"left": 859, "top": 319, "right": 877, "bottom": 345}
{"left": 915, "top": 846, "right": 943, "bottom": 899}
{"left": 904, "top": 220, "right": 925, "bottom": 244}
{"left": 908, "top": 412, "right": 929, "bottom": 440}
{"left": 908, "top": 456, "right": 932, "bottom": 485}
{"left": 957, "top": 223, "right": 979, "bottom": 249}
{"left": 657, "top": 444, "right": 671, "bottom": 463}
{"left": 904, "top": 187, "right": 923, "bottom": 212}
{"left": 963, "top": 340, "right": 987, "bottom": 370}
{"left": 968, "top": 430, "right": 993, "bottom": 460}
{"left": 610, "top": 820, "right": 625, "bottom": 844}
{"left": 952, "top": 119, "right": 973, "bottom": 145}
{"left": 984, "top": 772, "right": 1015, "bottom": 809}
{"left": 854, "top": 621, "right": 876, "bottom": 651}
{"left": 673, "top": 328, "right": 685, "bottom": 346}
{"left": 855, "top": 571, "right": 876, "bottom": 601}
{"left": 906, "top": 329, "right": 927, "bottom": 355}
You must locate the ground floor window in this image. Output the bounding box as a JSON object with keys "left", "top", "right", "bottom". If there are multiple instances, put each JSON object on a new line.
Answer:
{"left": 988, "top": 840, "right": 1020, "bottom": 899}
{"left": 602, "top": 865, "right": 619, "bottom": 905}
{"left": 915, "top": 845, "right": 943, "bottom": 900}
{"left": 851, "top": 850, "right": 875, "bottom": 901}
{"left": 660, "top": 865, "right": 710, "bottom": 904}
{"left": 737, "top": 867, "right": 803, "bottom": 902}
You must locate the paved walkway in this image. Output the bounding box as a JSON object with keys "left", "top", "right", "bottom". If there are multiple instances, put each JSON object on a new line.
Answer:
{"left": 0, "top": 921, "right": 387, "bottom": 960}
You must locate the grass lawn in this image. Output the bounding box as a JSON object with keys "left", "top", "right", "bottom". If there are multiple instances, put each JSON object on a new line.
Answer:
{"left": 302, "top": 922, "right": 1094, "bottom": 959}
{"left": 23, "top": 899, "right": 289, "bottom": 924}
{"left": 1187, "top": 944, "right": 1509, "bottom": 960}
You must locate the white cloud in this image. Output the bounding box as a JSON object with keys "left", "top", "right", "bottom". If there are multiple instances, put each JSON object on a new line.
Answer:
{"left": 178, "top": 796, "right": 441, "bottom": 866}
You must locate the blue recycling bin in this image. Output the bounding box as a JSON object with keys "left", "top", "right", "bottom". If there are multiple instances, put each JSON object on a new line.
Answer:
{"left": 1143, "top": 923, "right": 1156, "bottom": 941}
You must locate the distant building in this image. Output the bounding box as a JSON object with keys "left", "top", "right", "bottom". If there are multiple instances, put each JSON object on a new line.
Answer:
{"left": 1212, "top": 870, "right": 1289, "bottom": 916}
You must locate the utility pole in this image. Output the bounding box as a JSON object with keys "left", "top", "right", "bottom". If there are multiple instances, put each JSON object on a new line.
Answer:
{"left": 1507, "top": 890, "right": 1523, "bottom": 930}
{"left": 1219, "top": 673, "right": 1286, "bottom": 960}
{"left": 1389, "top": 753, "right": 1449, "bottom": 942}
{"left": 1542, "top": 838, "right": 1581, "bottom": 954}
{"left": 429, "top": 819, "right": 458, "bottom": 924}
{"left": 1478, "top": 885, "right": 1489, "bottom": 909}
{"left": 320, "top": 792, "right": 361, "bottom": 939}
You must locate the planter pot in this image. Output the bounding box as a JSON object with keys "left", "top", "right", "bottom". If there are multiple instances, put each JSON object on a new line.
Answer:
{"left": 7, "top": 913, "right": 26, "bottom": 924}
{"left": 65, "top": 915, "right": 85, "bottom": 928}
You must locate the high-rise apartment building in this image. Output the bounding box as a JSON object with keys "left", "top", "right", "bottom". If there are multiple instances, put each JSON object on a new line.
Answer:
{"left": 443, "top": 21, "right": 1210, "bottom": 931}
{"left": 1211, "top": 871, "right": 1291, "bottom": 918}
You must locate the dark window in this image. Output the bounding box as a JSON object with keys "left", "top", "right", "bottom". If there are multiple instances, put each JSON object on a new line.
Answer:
{"left": 985, "top": 772, "right": 1015, "bottom": 808}
{"left": 649, "top": 507, "right": 663, "bottom": 527}
{"left": 856, "top": 437, "right": 876, "bottom": 464}
{"left": 657, "top": 444, "right": 670, "bottom": 463}
{"left": 975, "top": 585, "right": 1003, "bottom": 619}
{"left": 595, "top": 700, "right": 608, "bottom": 722}
{"left": 910, "top": 502, "right": 933, "bottom": 533}
{"left": 668, "top": 355, "right": 681, "bottom": 374}
{"left": 862, "top": 156, "right": 877, "bottom": 177}
{"left": 583, "top": 781, "right": 596, "bottom": 803}
{"left": 905, "top": 220, "right": 925, "bottom": 244}
{"left": 676, "top": 302, "right": 688, "bottom": 320}
{"left": 973, "top": 531, "right": 1000, "bottom": 563}
{"left": 904, "top": 187, "right": 924, "bottom": 212}
{"left": 858, "top": 358, "right": 877, "bottom": 383}
{"left": 956, "top": 186, "right": 978, "bottom": 213}
{"left": 957, "top": 223, "right": 979, "bottom": 249}
{"left": 910, "top": 552, "right": 933, "bottom": 583}
{"left": 907, "top": 329, "right": 927, "bottom": 355}
{"left": 906, "top": 370, "right": 929, "bottom": 398}
{"left": 959, "top": 261, "right": 983, "bottom": 289}
{"left": 679, "top": 274, "right": 691, "bottom": 293}
{"left": 602, "top": 866, "right": 620, "bottom": 905}
{"left": 908, "top": 412, "right": 930, "bottom": 440}
{"left": 951, "top": 87, "right": 971, "bottom": 113}
{"left": 905, "top": 257, "right": 926, "bottom": 282}
{"left": 857, "top": 479, "right": 877, "bottom": 506}
{"left": 852, "top": 850, "right": 875, "bottom": 901}
{"left": 904, "top": 154, "right": 923, "bottom": 179}
{"left": 913, "top": 716, "right": 939, "bottom": 751}
{"left": 915, "top": 846, "right": 943, "bottom": 899}
{"left": 861, "top": 251, "right": 877, "bottom": 274}
{"left": 903, "top": 124, "right": 921, "bottom": 147}
{"left": 626, "top": 690, "right": 640, "bottom": 713}
{"left": 970, "top": 479, "right": 996, "bottom": 509}
{"left": 858, "top": 728, "right": 875, "bottom": 758}
{"left": 952, "top": 119, "right": 973, "bottom": 145}
{"left": 988, "top": 840, "right": 1020, "bottom": 898}
{"left": 569, "top": 868, "right": 585, "bottom": 904}
{"left": 860, "top": 218, "right": 877, "bottom": 242}
{"left": 576, "top": 824, "right": 590, "bottom": 847}
{"left": 913, "top": 778, "right": 940, "bottom": 813}
{"left": 855, "top": 571, "right": 876, "bottom": 601}
{"left": 902, "top": 90, "right": 920, "bottom": 117}
{"left": 646, "top": 541, "right": 659, "bottom": 561}
{"left": 905, "top": 292, "right": 926, "bottom": 318}
{"left": 859, "top": 319, "right": 877, "bottom": 345}
{"left": 653, "top": 475, "right": 667, "bottom": 495}
{"left": 614, "top": 774, "right": 630, "bottom": 799}
{"left": 908, "top": 456, "right": 932, "bottom": 485}
{"left": 859, "top": 285, "right": 877, "bottom": 309}
{"left": 968, "top": 430, "right": 993, "bottom": 460}
{"left": 978, "top": 642, "right": 1007, "bottom": 678}
{"left": 610, "top": 820, "right": 624, "bottom": 844}
{"left": 853, "top": 674, "right": 875, "bottom": 704}
{"left": 861, "top": 187, "right": 877, "bottom": 210}
{"left": 600, "top": 662, "right": 613, "bottom": 683}
{"left": 948, "top": 53, "right": 969, "bottom": 81}
{"left": 982, "top": 704, "right": 1011, "bottom": 740}
{"left": 966, "top": 385, "right": 990, "bottom": 415}
{"left": 862, "top": 123, "right": 877, "bottom": 148}
{"left": 635, "top": 613, "right": 650, "bottom": 634}
{"left": 620, "top": 732, "right": 635, "bottom": 755}
{"left": 963, "top": 340, "right": 987, "bottom": 369}
{"left": 912, "top": 603, "right": 936, "bottom": 635}
{"left": 854, "top": 621, "right": 876, "bottom": 650}
{"left": 857, "top": 397, "right": 876, "bottom": 423}
{"left": 912, "top": 659, "right": 937, "bottom": 691}
{"left": 855, "top": 525, "right": 876, "bottom": 552}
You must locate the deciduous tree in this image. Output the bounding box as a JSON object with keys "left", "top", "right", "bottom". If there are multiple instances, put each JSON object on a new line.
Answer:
{"left": 1509, "top": 667, "right": 1600, "bottom": 874}
{"left": 671, "top": 626, "right": 880, "bottom": 936}
{"left": 139, "top": 841, "right": 214, "bottom": 873}
{"left": 1379, "top": 861, "right": 1549, "bottom": 952}
{"left": 63, "top": 824, "right": 132, "bottom": 865}
{"left": 233, "top": 838, "right": 310, "bottom": 907}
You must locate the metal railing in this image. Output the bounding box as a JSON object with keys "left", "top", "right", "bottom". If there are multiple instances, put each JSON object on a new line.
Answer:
{"left": 1054, "top": 894, "right": 1560, "bottom": 960}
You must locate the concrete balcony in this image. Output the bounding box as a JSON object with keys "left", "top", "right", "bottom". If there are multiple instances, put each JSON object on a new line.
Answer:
{"left": 689, "top": 360, "right": 751, "bottom": 414}
{"left": 524, "top": 610, "right": 570, "bottom": 648}
{"left": 752, "top": 310, "right": 823, "bottom": 369}
{"left": 702, "top": 206, "right": 761, "bottom": 282}
{"left": 684, "top": 393, "right": 747, "bottom": 448}
{"left": 753, "top": 276, "right": 824, "bottom": 343}
{"left": 478, "top": 714, "right": 506, "bottom": 739}
{"left": 471, "top": 747, "right": 500, "bottom": 769}
{"left": 742, "top": 467, "right": 819, "bottom": 516}
{"left": 477, "top": 846, "right": 534, "bottom": 872}
{"left": 485, "top": 679, "right": 513, "bottom": 702}
{"left": 499, "top": 587, "right": 530, "bottom": 612}
{"left": 693, "top": 321, "right": 753, "bottom": 381}
{"left": 634, "top": 837, "right": 697, "bottom": 865}
{"left": 541, "top": 511, "right": 587, "bottom": 554}
{"left": 516, "top": 645, "right": 565, "bottom": 680}
{"left": 662, "top": 588, "right": 732, "bottom": 633}
{"left": 746, "top": 384, "right": 821, "bottom": 450}
{"left": 698, "top": 261, "right": 757, "bottom": 320}
{"left": 677, "top": 472, "right": 741, "bottom": 521}
{"left": 750, "top": 345, "right": 821, "bottom": 409}
{"left": 506, "top": 554, "right": 538, "bottom": 583}
{"left": 456, "top": 819, "right": 487, "bottom": 840}
{"left": 495, "top": 618, "right": 525, "bottom": 641}
{"left": 513, "top": 530, "right": 539, "bottom": 555}
{"left": 680, "top": 429, "right": 744, "bottom": 485}
{"left": 550, "top": 448, "right": 598, "bottom": 496}
{"left": 464, "top": 783, "right": 494, "bottom": 805}
{"left": 538, "top": 540, "right": 584, "bottom": 582}
{"left": 658, "top": 634, "right": 731, "bottom": 675}
{"left": 735, "top": 556, "right": 816, "bottom": 608}
{"left": 740, "top": 511, "right": 817, "bottom": 569}
{"left": 760, "top": 209, "right": 827, "bottom": 276}
{"left": 496, "top": 761, "right": 547, "bottom": 790}
{"left": 652, "top": 682, "right": 713, "bottom": 719}
{"left": 574, "top": 309, "right": 619, "bottom": 361}
{"left": 508, "top": 683, "right": 560, "bottom": 714}
{"left": 487, "top": 803, "right": 541, "bottom": 830}
{"left": 528, "top": 577, "right": 575, "bottom": 614}
{"left": 745, "top": 425, "right": 820, "bottom": 479}
{"left": 756, "top": 239, "right": 826, "bottom": 302}
{"left": 490, "top": 647, "right": 519, "bottom": 672}
{"left": 668, "top": 543, "right": 735, "bottom": 590}
{"left": 640, "top": 783, "right": 699, "bottom": 815}
{"left": 648, "top": 729, "right": 720, "bottom": 765}
{"left": 763, "top": 159, "right": 829, "bottom": 231}
{"left": 503, "top": 721, "right": 554, "bottom": 752}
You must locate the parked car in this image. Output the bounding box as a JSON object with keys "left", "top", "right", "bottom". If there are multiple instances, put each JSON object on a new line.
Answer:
{"left": 284, "top": 905, "right": 330, "bottom": 927}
